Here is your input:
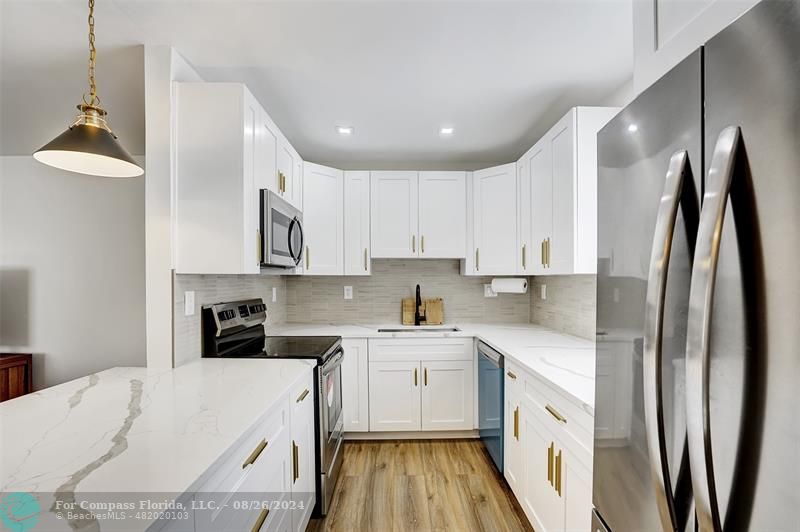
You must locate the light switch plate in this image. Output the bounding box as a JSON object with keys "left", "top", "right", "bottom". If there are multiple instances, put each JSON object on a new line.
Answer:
{"left": 184, "top": 291, "right": 195, "bottom": 316}
{"left": 540, "top": 284, "right": 547, "bottom": 300}
{"left": 272, "top": 287, "right": 277, "bottom": 303}
{"left": 344, "top": 286, "right": 353, "bottom": 300}
{"left": 484, "top": 284, "right": 497, "bottom": 298}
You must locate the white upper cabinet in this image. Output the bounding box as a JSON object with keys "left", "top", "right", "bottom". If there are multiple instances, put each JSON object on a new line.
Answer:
{"left": 257, "top": 113, "right": 279, "bottom": 197}
{"left": 527, "top": 107, "right": 619, "bottom": 275}
{"left": 302, "top": 162, "right": 344, "bottom": 275}
{"left": 471, "top": 163, "right": 518, "bottom": 275}
{"left": 175, "top": 82, "right": 261, "bottom": 274}
{"left": 278, "top": 139, "right": 302, "bottom": 209}
{"left": 344, "top": 171, "right": 371, "bottom": 275}
{"left": 370, "top": 171, "right": 419, "bottom": 258}
{"left": 516, "top": 160, "right": 532, "bottom": 275}
{"left": 418, "top": 171, "right": 467, "bottom": 258}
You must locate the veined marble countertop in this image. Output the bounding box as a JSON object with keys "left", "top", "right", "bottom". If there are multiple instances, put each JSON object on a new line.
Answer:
{"left": 268, "top": 322, "right": 596, "bottom": 412}
{"left": 0, "top": 358, "right": 312, "bottom": 529}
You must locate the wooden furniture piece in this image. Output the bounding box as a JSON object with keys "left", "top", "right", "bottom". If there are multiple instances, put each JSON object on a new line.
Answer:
{"left": 0, "top": 353, "right": 33, "bottom": 402}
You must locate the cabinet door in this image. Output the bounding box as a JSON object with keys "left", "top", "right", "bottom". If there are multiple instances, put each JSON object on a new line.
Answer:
{"left": 516, "top": 160, "right": 532, "bottom": 274}
{"left": 344, "top": 172, "right": 371, "bottom": 275}
{"left": 418, "top": 171, "right": 467, "bottom": 258}
{"left": 291, "top": 381, "right": 316, "bottom": 532}
{"left": 368, "top": 360, "right": 421, "bottom": 431}
{"left": 521, "top": 403, "right": 565, "bottom": 532}
{"left": 504, "top": 393, "right": 523, "bottom": 497}
{"left": 370, "top": 171, "right": 418, "bottom": 258}
{"left": 421, "top": 360, "right": 473, "bottom": 431}
{"left": 258, "top": 114, "right": 280, "bottom": 196}
{"left": 530, "top": 141, "right": 552, "bottom": 275}
{"left": 278, "top": 139, "right": 299, "bottom": 207}
{"left": 472, "top": 163, "right": 517, "bottom": 274}
{"left": 302, "top": 163, "right": 344, "bottom": 275}
{"left": 563, "top": 446, "right": 593, "bottom": 532}
{"left": 549, "top": 113, "right": 576, "bottom": 274}
{"left": 341, "top": 339, "right": 369, "bottom": 432}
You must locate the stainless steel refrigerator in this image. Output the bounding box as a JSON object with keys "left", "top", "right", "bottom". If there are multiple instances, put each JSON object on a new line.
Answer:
{"left": 593, "top": 1, "right": 800, "bottom": 531}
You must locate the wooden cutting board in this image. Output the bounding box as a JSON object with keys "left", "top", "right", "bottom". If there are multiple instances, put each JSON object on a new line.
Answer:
{"left": 402, "top": 298, "right": 416, "bottom": 325}
{"left": 424, "top": 298, "right": 444, "bottom": 325}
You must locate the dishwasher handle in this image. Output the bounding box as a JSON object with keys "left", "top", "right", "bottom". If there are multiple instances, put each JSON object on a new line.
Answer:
{"left": 478, "top": 342, "right": 504, "bottom": 368}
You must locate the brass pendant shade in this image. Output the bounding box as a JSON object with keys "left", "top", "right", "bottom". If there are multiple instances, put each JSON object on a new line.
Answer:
{"left": 33, "top": 0, "right": 143, "bottom": 178}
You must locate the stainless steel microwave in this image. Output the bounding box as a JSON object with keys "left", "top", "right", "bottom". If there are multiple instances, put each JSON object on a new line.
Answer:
{"left": 260, "top": 189, "right": 304, "bottom": 268}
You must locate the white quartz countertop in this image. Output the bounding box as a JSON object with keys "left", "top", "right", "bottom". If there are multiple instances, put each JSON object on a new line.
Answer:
{"left": 0, "top": 358, "right": 312, "bottom": 529}
{"left": 269, "top": 322, "right": 596, "bottom": 412}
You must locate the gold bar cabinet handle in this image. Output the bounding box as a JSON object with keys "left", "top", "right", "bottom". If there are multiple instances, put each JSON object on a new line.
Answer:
{"left": 545, "top": 404, "right": 567, "bottom": 424}
{"left": 251, "top": 507, "right": 269, "bottom": 532}
{"left": 364, "top": 248, "right": 368, "bottom": 271}
{"left": 256, "top": 230, "right": 262, "bottom": 266}
{"left": 547, "top": 442, "right": 553, "bottom": 484}
{"left": 421, "top": 235, "right": 425, "bottom": 254}
{"left": 305, "top": 246, "right": 310, "bottom": 270}
{"left": 556, "top": 449, "right": 562, "bottom": 496}
{"left": 475, "top": 248, "right": 480, "bottom": 271}
{"left": 522, "top": 244, "right": 526, "bottom": 269}
{"left": 296, "top": 389, "right": 309, "bottom": 403}
{"left": 424, "top": 367, "right": 428, "bottom": 386}
{"left": 513, "top": 406, "right": 519, "bottom": 440}
{"left": 242, "top": 438, "right": 268, "bottom": 468}
{"left": 541, "top": 240, "right": 546, "bottom": 266}
{"left": 292, "top": 441, "right": 299, "bottom": 482}
{"left": 546, "top": 238, "right": 551, "bottom": 267}
{"left": 414, "top": 367, "right": 418, "bottom": 386}
{"left": 507, "top": 371, "right": 517, "bottom": 380}
{"left": 412, "top": 235, "right": 416, "bottom": 253}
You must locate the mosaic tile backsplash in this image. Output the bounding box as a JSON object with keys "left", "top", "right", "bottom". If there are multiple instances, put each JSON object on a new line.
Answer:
{"left": 529, "top": 275, "right": 596, "bottom": 340}
{"left": 286, "top": 260, "right": 531, "bottom": 325}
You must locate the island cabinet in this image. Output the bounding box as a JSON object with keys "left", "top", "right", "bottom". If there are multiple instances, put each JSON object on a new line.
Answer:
{"left": 367, "top": 338, "right": 474, "bottom": 432}
{"left": 176, "top": 370, "right": 315, "bottom": 532}
{"left": 503, "top": 360, "right": 594, "bottom": 532}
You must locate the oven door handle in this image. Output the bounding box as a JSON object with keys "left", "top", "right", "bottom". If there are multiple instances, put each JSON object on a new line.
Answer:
{"left": 321, "top": 348, "right": 344, "bottom": 376}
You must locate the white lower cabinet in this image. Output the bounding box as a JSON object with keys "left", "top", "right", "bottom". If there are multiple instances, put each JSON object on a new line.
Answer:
{"left": 421, "top": 360, "right": 474, "bottom": 431}
{"left": 290, "top": 377, "right": 316, "bottom": 532}
{"left": 190, "top": 370, "right": 315, "bottom": 532}
{"left": 504, "top": 363, "right": 594, "bottom": 532}
{"left": 367, "top": 338, "right": 473, "bottom": 432}
{"left": 341, "top": 339, "right": 370, "bottom": 432}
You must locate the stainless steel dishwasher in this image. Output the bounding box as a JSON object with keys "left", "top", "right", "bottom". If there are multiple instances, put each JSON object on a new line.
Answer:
{"left": 478, "top": 341, "right": 504, "bottom": 473}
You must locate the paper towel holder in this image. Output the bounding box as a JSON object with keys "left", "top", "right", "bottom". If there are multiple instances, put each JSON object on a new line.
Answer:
{"left": 490, "top": 278, "right": 528, "bottom": 294}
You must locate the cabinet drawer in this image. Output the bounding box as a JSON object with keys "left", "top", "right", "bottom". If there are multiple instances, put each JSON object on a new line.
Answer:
{"left": 290, "top": 373, "right": 314, "bottom": 417}
{"left": 522, "top": 371, "right": 594, "bottom": 463}
{"left": 368, "top": 338, "right": 472, "bottom": 362}
{"left": 195, "top": 396, "right": 290, "bottom": 495}
{"left": 505, "top": 360, "right": 522, "bottom": 397}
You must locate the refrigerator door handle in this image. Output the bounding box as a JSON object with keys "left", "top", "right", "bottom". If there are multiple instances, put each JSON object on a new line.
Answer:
{"left": 686, "top": 126, "right": 742, "bottom": 532}
{"left": 643, "top": 149, "right": 697, "bottom": 532}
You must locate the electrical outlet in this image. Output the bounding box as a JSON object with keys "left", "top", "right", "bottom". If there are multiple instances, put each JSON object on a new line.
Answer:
{"left": 540, "top": 284, "right": 547, "bottom": 300}
{"left": 484, "top": 284, "right": 498, "bottom": 298}
{"left": 344, "top": 286, "right": 353, "bottom": 300}
{"left": 184, "top": 291, "right": 195, "bottom": 316}
{"left": 272, "top": 287, "right": 277, "bottom": 303}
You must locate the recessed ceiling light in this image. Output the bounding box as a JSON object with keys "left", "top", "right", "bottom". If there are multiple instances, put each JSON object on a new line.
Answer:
{"left": 439, "top": 127, "right": 455, "bottom": 136}
{"left": 627, "top": 124, "right": 639, "bottom": 133}
{"left": 336, "top": 126, "right": 354, "bottom": 136}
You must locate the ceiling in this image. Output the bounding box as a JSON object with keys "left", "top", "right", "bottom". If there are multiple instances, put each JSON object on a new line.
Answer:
{"left": 1, "top": 0, "right": 633, "bottom": 168}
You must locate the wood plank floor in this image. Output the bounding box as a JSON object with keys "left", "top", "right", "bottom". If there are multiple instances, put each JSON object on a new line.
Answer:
{"left": 307, "top": 440, "right": 533, "bottom": 532}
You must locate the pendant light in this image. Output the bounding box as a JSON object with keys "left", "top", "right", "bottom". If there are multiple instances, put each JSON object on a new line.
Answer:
{"left": 33, "top": 0, "right": 143, "bottom": 178}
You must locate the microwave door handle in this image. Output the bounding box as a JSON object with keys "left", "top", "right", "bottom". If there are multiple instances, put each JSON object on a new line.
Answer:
{"left": 288, "top": 217, "right": 304, "bottom": 266}
{"left": 643, "top": 149, "right": 697, "bottom": 532}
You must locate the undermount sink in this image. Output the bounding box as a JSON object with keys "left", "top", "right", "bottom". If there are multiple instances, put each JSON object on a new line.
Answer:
{"left": 377, "top": 327, "right": 461, "bottom": 333}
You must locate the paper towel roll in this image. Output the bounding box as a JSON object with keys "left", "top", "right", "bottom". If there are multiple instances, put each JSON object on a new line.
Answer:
{"left": 491, "top": 278, "right": 528, "bottom": 294}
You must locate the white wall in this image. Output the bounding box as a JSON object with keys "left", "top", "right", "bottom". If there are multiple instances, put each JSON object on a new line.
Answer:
{"left": 0, "top": 156, "right": 146, "bottom": 389}
{"left": 144, "top": 46, "right": 203, "bottom": 369}
{"left": 633, "top": 0, "right": 761, "bottom": 93}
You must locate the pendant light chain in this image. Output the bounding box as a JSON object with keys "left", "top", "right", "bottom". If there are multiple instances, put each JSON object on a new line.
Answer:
{"left": 85, "top": 0, "right": 99, "bottom": 107}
